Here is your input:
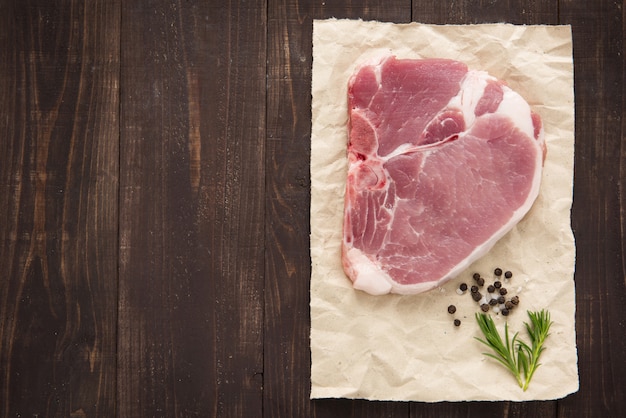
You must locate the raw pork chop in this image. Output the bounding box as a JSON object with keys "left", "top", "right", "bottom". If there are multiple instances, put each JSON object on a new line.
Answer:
{"left": 342, "top": 56, "right": 545, "bottom": 295}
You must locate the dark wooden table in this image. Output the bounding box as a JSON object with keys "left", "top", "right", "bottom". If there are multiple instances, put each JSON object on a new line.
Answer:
{"left": 0, "top": 1, "right": 623, "bottom": 417}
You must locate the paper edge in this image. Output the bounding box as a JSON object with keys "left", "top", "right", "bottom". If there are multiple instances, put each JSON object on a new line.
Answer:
{"left": 309, "top": 19, "right": 578, "bottom": 402}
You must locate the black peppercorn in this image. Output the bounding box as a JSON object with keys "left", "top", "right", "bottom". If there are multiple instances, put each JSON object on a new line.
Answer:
{"left": 448, "top": 305, "right": 457, "bottom": 314}
{"left": 459, "top": 283, "right": 468, "bottom": 291}
{"left": 504, "top": 270, "right": 513, "bottom": 279}
{"left": 472, "top": 273, "right": 480, "bottom": 280}
{"left": 494, "top": 281, "right": 502, "bottom": 289}
{"left": 499, "top": 287, "right": 508, "bottom": 296}
{"left": 501, "top": 308, "right": 510, "bottom": 316}
{"left": 511, "top": 295, "right": 520, "bottom": 305}
{"left": 505, "top": 301, "right": 515, "bottom": 310}
{"left": 497, "top": 295, "right": 506, "bottom": 304}
{"left": 480, "top": 303, "right": 490, "bottom": 312}
{"left": 472, "top": 292, "right": 482, "bottom": 302}
{"left": 477, "top": 277, "right": 485, "bottom": 286}
{"left": 489, "top": 298, "right": 498, "bottom": 306}
{"left": 494, "top": 268, "right": 503, "bottom": 276}
{"left": 454, "top": 319, "right": 461, "bottom": 326}
{"left": 471, "top": 285, "right": 478, "bottom": 293}
{"left": 487, "top": 285, "right": 496, "bottom": 293}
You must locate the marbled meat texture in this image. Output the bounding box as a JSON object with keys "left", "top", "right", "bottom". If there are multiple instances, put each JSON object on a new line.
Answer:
{"left": 342, "top": 56, "right": 545, "bottom": 295}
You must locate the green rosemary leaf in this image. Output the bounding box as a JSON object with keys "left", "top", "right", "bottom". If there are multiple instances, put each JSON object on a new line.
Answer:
{"left": 475, "top": 310, "right": 553, "bottom": 391}
{"left": 518, "top": 345, "right": 529, "bottom": 377}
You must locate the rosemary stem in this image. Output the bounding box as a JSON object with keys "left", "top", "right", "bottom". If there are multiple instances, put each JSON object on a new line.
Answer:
{"left": 475, "top": 310, "right": 552, "bottom": 391}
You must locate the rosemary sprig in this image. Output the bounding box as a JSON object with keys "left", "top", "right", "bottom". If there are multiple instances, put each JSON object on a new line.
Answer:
{"left": 475, "top": 309, "right": 552, "bottom": 391}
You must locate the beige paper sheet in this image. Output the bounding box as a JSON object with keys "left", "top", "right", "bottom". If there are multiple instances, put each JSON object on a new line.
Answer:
{"left": 310, "top": 19, "right": 577, "bottom": 402}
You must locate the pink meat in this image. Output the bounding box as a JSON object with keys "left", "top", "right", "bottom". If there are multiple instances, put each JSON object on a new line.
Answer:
{"left": 342, "top": 56, "right": 545, "bottom": 295}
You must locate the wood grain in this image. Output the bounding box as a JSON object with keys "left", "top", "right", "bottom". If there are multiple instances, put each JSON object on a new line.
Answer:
{"left": 264, "top": 1, "right": 412, "bottom": 417}
{"left": 415, "top": 0, "right": 558, "bottom": 24}
{"left": 0, "top": 0, "right": 624, "bottom": 417}
{"left": 117, "top": 0, "right": 265, "bottom": 416}
{"left": 407, "top": 3, "right": 560, "bottom": 417}
{"left": 0, "top": 0, "right": 120, "bottom": 416}
{"left": 559, "top": 0, "right": 626, "bottom": 416}
{"left": 411, "top": 4, "right": 558, "bottom": 417}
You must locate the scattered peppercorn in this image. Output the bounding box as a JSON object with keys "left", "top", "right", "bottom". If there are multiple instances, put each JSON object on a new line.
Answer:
{"left": 451, "top": 267, "right": 521, "bottom": 323}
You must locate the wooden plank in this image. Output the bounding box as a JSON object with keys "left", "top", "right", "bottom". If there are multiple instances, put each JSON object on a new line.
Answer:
{"left": 0, "top": 1, "right": 621, "bottom": 417}
{"left": 413, "top": 0, "right": 562, "bottom": 415}
{"left": 0, "top": 1, "right": 120, "bottom": 417}
{"left": 264, "top": 1, "right": 411, "bottom": 417}
{"left": 410, "top": 401, "right": 558, "bottom": 418}
{"left": 558, "top": 0, "right": 626, "bottom": 416}
{"left": 414, "top": 0, "right": 558, "bottom": 24}
{"left": 411, "top": 3, "right": 560, "bottom": 417}
{"left": 117, "top": 0, "right": 265, "bottom": 416}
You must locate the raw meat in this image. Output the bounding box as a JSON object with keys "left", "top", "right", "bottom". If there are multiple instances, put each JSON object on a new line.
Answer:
{"left": 342, "top": 56, "right": 545, "bottom": 295}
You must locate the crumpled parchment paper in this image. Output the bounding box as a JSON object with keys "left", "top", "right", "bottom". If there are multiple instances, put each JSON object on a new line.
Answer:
{"left": 310, "top": 19, "right": 577, "bottom": 402}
